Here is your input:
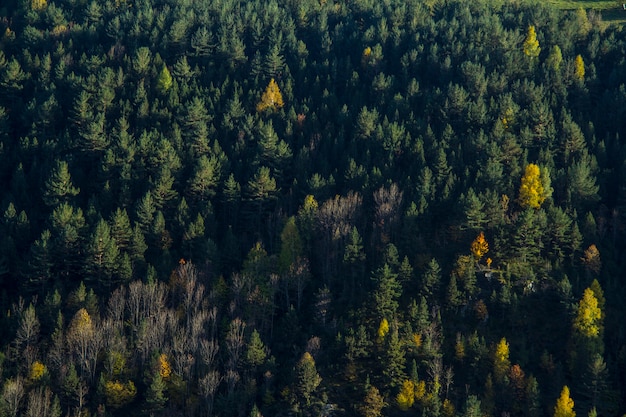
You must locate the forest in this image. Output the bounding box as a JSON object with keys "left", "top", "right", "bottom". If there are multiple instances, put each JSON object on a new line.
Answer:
{"left": 0, "top": 0, "right": 626, "bottom": 415}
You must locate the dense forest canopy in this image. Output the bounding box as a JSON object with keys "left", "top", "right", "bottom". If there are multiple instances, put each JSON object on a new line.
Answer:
{"left": 0, "top": 0, "right": 626, "bottom": 416}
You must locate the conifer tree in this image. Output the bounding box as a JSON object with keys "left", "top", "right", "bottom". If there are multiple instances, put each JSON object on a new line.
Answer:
{"left": 43, "top": 161, "right": 80, "bottom": 207}
{"left": 156, "top": 64, "right": 172, "bottom": 94}
{"left": 294, "top": 352, "right": 321, "bottom": 406}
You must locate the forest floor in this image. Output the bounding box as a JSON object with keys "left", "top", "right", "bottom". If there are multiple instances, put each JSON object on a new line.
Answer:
{"left": 546, "top": 0, "right": 626, "bottom": 23}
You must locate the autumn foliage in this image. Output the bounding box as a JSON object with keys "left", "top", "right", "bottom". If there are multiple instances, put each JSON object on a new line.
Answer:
{"left": 554, "top": 386, "right": 575, "bottom": 417}
{"left": 471, "top": 231, "right": 489, "bottom": 261}
{"left": 519, "top": 163, "right": 546, "bottom": 209}
{"left": 256, "top": 78, "right": 284, "bottom": 112}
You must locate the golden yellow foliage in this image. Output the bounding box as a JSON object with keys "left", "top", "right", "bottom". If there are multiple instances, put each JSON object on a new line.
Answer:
{"left": 442, "top": 399, "right": 456, "bottom": 417}
{"left": 256, "top": 78, "right": 284, "bottom": 112}
{"left": 523, "top": 25, "right": 541, "bottom": 58}
{"left": 412, "top": 333, "right": 422, "bottom": 348}
{"left": 573, "top": 288, "right": 602, "bottom": 338}
{"left": 486, "top": 257, "right": 492, "bottom": 268}
{"left": 414, "top": 380, "right": 426, "bottom": 401}
{"left": 494, "top": 337, "right": 511, "bottom": 381}
{"left": 104, "top": 380, "right": 137, "bottom": 409}
{"left": 396, "top": 380, "right": 415, "bottom": 410}
{"left": 377, "top": 318, "right": 389, "bottom": 340}
{"left": 470, "top": 231, "right": 489, "bottom": 261}
{"left": 574, "top": 55, "right": 585, "bottom": 81}
{"left": 30, "top": 361, "right": 47, "bottom": 381}
{"left": 31, "top": 0, "right": 47, "bottom": 11}
{"left": 519, "top": 163, "right": 545, "bottom": 209}
{"left": 554, "top": 386, "right": 575, "bottom": 417}
{"left": 159, "top": 353, "right": 172, "bottom": 379}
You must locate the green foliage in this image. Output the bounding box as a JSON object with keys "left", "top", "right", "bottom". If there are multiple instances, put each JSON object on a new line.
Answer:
{"left": 0, "top": 1, "right": 625, "bottom": 416}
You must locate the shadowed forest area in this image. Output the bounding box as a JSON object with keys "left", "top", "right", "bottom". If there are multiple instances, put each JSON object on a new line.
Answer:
{"left": 0, "top": 0, "right": 626, "bottom": 416}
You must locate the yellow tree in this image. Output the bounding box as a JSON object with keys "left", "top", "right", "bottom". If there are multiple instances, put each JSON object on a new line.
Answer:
{"left": 573, "top": 288, "right": 602, "bottom": 338}
{"left": 493, "top": 337, "right": 511, "bottom": 382}
{"left": 523, "top": 25, "right": 541, "bottom": 58}
{"left": 158, "top": 353, "right": 172, "bottom": 379}
{"left": 519, "top": 163, "right": 546, "bottom": 209}
{"left": 574, "top": 55, "right": 585, "bottom": 82}
{"left": 470, "top": 231, "right": 489, "bottom": 261}
{"left": 554, "top": 386, "right": 575, "bottom": 417}
{"left": 256, "top": 78, "right": 284, "bottom": 112}
{"left": 31, "top": 0, "right": 47, "bottom": 10}
{"left": 396, "top": 380, "right": 415, "bottom": 410}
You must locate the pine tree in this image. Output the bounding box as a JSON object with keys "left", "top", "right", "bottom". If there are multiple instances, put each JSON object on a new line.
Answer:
{"left": 372, "top": 264, "right": 402, "bottom": 319}
{"left": 84, "top": 219, "right": 119, "bottom": 291}
{"left": 43, "top": 161, "right": 80, "bottom": 207}
{"left": 295, "top": 352, "right": 322, "bottom": 406}
{"left": 156, "top": 65, "right": 172, "bottom": 94}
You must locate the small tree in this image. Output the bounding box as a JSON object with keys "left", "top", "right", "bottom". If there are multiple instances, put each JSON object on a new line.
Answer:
{"left": 470, "top": 232, "right": 489, "bottom": 261}
{"left": 256, "top": 78, "right": 284, "bottom": 112}
{"left": 574, "top": 55, "right": 585, "bottom": 82}
{"left": 156, "top": 65, "right": 173, "bottom": 93}
{"left": 554, "top": 386, "right": 575, "bottom": 417}
{"left": 523, "top": 25, "right": 541, "bottom": 58}
{"left": 519, "top": 163, "right": 546, "bottom": 209}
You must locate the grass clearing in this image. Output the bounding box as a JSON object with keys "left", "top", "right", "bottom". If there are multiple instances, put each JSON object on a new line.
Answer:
{"left": 545, "top": 0, "right": 626, "bottom": 24}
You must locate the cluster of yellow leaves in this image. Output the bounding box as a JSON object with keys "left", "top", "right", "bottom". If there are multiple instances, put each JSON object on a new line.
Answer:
{"left": 554, "top": 386, "right": 575, "bottom": 417}
{"left": 396, "top": 379, "right": 427, "bottom": 411}
{"left": 159, "top": 353, "right": 172, "bottom": 379}
{"left": 396, "top": 380, "right": 415, "bottom": 410}
{"left": 29, "top": 361, "right": 47, "bottom": 381}
{"left": 412, "top": 333, "right": 422, "bottom": 349}
{"left": 31, "top": 0, "right": 47, "bottom": 11}
{"left": 414, "top": 380, "right": 426, "bottom": 401}
{"left": 573, "top": 288, "right": 602, "bottom": 338}
{"left": 377, "top": 318, "right": 389, "bottom": 341}
{"left": 256, "top": 78, "right": 284, "bottom": 112}
{"left": 574, "top": 55, "right": 585, "bottom": 82}
{"left": 523, "top": 25, "right": 541, "bottom": 58}
{"left": 494, "top": 337, "right": 511, "bottom": 381}
{"left": 51, "top": 25, "right": 68, "bottom": 37}
{"left": 104, "top": 380, "right": 137, "bottom": 409}
{"left": 519, "top": 163, "right": 545, "bottom": 209}
{"left": 442, "top": 399, "right": 455, "bottom": 417}
{"left": 470, "top": 232, "right": 489, "bottom": 261}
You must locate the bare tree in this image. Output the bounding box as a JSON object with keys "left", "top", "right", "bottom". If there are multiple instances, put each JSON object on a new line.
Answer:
{"left": 199, "top": 370, "right": 221, "bottom": 417}
{"left": 24, "top": 386, "right": 59, "bottom": 417}
{"left": 2, "top": 377, "right": 24, "bottom": 417}
{"left": 373, "top": 183, "right": 403, "bottom": 244}
{"left": 316, "top": 191, "right": 363, "bottom": 286}
{"left": 226, "top": 318, "right": 246, "bottom": 371}
{"left": 199, "top": 338, "right": 219, "bottom": 369}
